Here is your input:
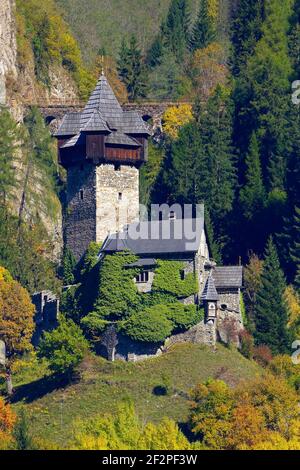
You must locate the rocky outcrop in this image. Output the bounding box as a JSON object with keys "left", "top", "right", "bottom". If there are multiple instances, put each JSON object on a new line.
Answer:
{"left": 0, "top": 0, "right": 17, "bottom": 106}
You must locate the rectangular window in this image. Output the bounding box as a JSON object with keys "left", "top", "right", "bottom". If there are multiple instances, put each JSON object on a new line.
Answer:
{"left": 136, "top": 271, "right": 149, "bottom": 283}
{"left": 80, "top": 190, "right": 84, "bottom": 200}
{"left": 118, "top": 192, "right": 122, "bottom": 201}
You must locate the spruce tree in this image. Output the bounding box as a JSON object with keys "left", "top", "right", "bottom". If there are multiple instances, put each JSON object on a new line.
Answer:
{"left": 254, "top": 237, "right": 289, "bottom": 354}
{"left": 239, "top": 133, "right": 266, "bottom": 220}
{"left": 117, "top": 36, "right": 148, "bottom": 100}
{"left": 231, "top": 0, "right": 265, "bottom": 76}
{"left": 290, "top": 206, "right": 300, "bottom": 291}
{"left": 190, "top": 0, "right": 216, "bottom": 51}
{"left": 162, "top": 0, "right": 190, "bottom": 61}
{"left": 62, "top": 247, "right": 77, "bottom": 285}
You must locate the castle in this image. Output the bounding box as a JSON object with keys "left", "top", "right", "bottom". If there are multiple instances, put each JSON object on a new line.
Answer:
{"left": 55, "top": 72, "right": 150, "bottom": 260}
{"left": 55, "top": 74, "right": 244, "bottom": 358}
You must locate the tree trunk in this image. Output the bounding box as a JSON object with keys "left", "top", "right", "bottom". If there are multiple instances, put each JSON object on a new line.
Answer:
{"left": 6, "top": 367, "right": 13, "bottom": 396}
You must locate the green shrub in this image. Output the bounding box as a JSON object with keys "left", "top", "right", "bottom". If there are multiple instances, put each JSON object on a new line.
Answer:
{"left": 122, "top": 306, "right": 173, "bottom": 343}
{"left": 93, "top": 251, "right": 140, "bottom": 319}
{"left": 152, "top": 260, "right": 198, "bottom": 299}
{"left": 81, "top": 313, "right": 110, "bottom": 336}
{"left": 38, "top": 319, "right": 89, "bottom": 377}
{"left": 166, "top": 304, "right": 204, "bottom": 331}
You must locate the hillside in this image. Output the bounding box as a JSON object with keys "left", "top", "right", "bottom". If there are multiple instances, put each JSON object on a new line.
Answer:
{"left": 56, "top": 0, "right": 199, "bottom": 63}
{"left": 6, "top": 344, "right": 260, "bottom": 447}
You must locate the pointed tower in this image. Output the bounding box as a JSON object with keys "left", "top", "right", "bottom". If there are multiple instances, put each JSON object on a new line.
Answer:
{"left": 55, "top": 74, "right": 150, "bottom": 260}
{"left": 201, "top": 273, "right": 219, "bottom": 324}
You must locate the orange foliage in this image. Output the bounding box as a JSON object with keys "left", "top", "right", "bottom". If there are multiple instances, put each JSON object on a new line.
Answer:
{"left": 94, "top": 55, "right": 128, "bottom": 104}
{"left": 0, "top": 397, "right": 16, "bottom": 449}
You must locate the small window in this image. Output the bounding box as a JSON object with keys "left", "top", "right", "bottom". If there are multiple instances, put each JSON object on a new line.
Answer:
{"left": 180, "top": 270, "right": 185, "bottom": 280}
{"left": 80, "top": 190, "right": 84, "bottom": 200}
{"left": 136, "top": 271, "right": 149, "bottom": 283}
{"left": 118, "top": 192, "right": 122, "bottom": 201}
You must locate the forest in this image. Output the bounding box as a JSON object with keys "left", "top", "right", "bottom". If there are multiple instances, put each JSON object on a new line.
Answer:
{"left": 0, "top": 0, "right": 300, "bottom": 452}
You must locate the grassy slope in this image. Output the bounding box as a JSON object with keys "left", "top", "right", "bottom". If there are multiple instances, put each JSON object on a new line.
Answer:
{"left": 7, "top": 344, "right": 260, "bottom": 447}
{"left": 56, "top": 0, "right": 198, "bottom": 63}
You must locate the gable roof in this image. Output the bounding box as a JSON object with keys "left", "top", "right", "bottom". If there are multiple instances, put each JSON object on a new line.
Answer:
{"left": 212, "top": 266, "right": 243, "bottom": 289}
{"left": 100, "top": 218, "right": 205, "bottom": 256}
{"left": 201, "top": 274, "right": 219, "bottom": 301}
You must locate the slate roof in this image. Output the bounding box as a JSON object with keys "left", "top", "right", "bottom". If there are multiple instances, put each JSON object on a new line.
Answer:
{"left": 124, "top": 258, "right": 157, "bottom": 268}
{"left": 55, "top": 73, "right": 150, "bottom": 146}
{"left": 82, "top": 109, "right": 110, "bottom": 132}
{"left": 105, "top": 131, "right": 141, "bottom": 147}
{"left": 100, "top": 218, "right": 204, "bottom": 256}
{"left": 55, "top": 113, "right": 82, "bottom": 137}
{"left": 212, "top": 266, "right": 243, "bottom": 289}
{"left": 201, "top": 274, "right": 219, "bottom": 301}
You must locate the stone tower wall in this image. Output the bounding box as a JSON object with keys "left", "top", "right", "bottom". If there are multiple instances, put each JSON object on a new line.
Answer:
{"left": 65, "top": 163, "right": 97, "bottom": 260}
{"left": 65, "top": 163, "right": 140, "bottom": 259}
{"left": 95, "top": 164, "right": 139, "bottom": 242}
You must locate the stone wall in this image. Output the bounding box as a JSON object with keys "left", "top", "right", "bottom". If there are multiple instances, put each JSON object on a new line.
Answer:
{"left": 66, "top": 163, "right": 97, "bottom": 260}
{"left": 96, "top": 164, "right": 139, "bottom": 242}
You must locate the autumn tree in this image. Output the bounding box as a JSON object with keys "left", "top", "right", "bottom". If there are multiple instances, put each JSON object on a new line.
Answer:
{"left": 0, "top": 268, "right": 35, "bottom": 394}
{"left": 162, "top": 104, "right": 193, "bottom": 139}
{"left": 0, "top": 397, "right": 16, "bottom": 450}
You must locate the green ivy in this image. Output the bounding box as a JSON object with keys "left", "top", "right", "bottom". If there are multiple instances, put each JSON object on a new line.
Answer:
{"left": 93, "top": 251, "right": 140, "bottom": 319}
{"left": 152, "top": 260, "right": 198, "bottom": 299}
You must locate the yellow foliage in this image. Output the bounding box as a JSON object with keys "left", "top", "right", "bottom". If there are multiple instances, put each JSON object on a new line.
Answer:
{"left": 0, "top": 267, "right": 13, "bottom": 283}
{"left": 190, "top": 42, "right": 229, "bottom": 101}
{"left": 162, "top": 104, "right": 193, "bottom": 139}
{"left": 284, "top": 285, "right": 300, "bottom": 329}
{"left": 208, "top": 0, "right": 219, "bottom": 21}
{"left": 0, "top": 274, "right": 35, "bottom": 358}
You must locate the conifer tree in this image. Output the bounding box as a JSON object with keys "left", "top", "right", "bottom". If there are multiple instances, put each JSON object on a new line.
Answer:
{"left": 239, "top": 133, "right": 266, "bottom": 220}
{"left": 161, "top": 0, "right": 190, "bottom": 61}
{"left": 254, "top": 237, "right": 289, "bottom": 354}
{"left": 0, "top": 108, "right": 20, "bottom": 205}
{"left": 62, "top": 247, "right": 77, "bottom": 285}
{"left": 290, "top": 206, "right": 300, "bottom": 291}
{"left": 231, "top": 0, "right": 265, "bottom": 76}
{"left": 190, "top": 0, "right": 216, "bottom": 51}
{"left": 117, "top": 36, "right": 148, "bottom": 100}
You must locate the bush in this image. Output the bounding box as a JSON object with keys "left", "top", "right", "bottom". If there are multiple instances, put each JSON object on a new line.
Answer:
{"left": 239, "top": 330, "right": 254, "bottom": 359}
{"left": 166, "top": 304, "right": 203, "bottom": 332}
{"left": 38, "top": 320, "right": 89, "bottom": 377}
{"left": 122, "top": 306, "right": 173, "bottom": 343}
{"left": 152, "top": 260, "right": 198, "bottom": 299}
{"left": 253, "top": 345, "right": 273, "bottom": 367}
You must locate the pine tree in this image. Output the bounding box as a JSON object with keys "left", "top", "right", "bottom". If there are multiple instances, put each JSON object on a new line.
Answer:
{"left": 161, "top": 0, "right": 190, "bottom": 61}
{"left": 254, "top": 237, "right": 289, "bottom": 354}
{"left": 290, "top": 206, "right": 300, "bottom": 291}
{"left": 62, "top": 247, "right": 77, "bottom": 285}
{"left": 14, "top": 409, "right": 34, "bottom": 450}
{"left": 0, "top": 108, "right": 20, "bottom": 204}
{"left": 190, "top": 0, "right": 216, "bottom": 51}
{"left": 147, "top": 35, "right": 164, "bottom": 67}
{"left": 117, "top": 36, "right": 148, "bottom": 100}
{"left": 239, "top": 133, "right": 266, "bottom": 220}
{"left": 231, "top": 0, "right": 265, "bottom": 76}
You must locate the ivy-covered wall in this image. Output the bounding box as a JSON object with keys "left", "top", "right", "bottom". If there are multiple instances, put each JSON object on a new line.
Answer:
{"left": 72, "top": 250, "right": 201, "bottom": 345}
